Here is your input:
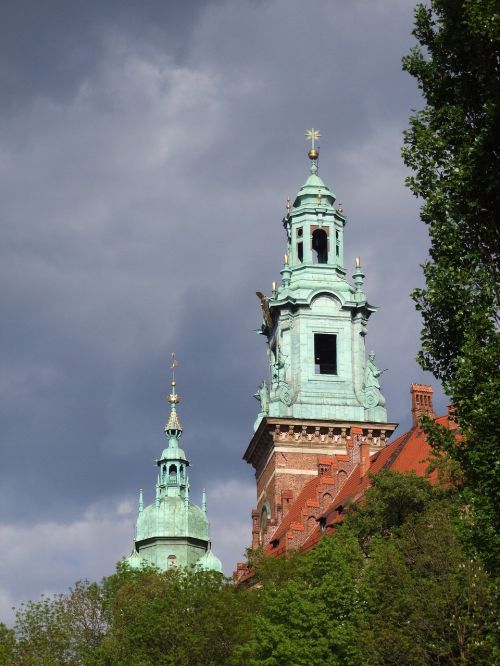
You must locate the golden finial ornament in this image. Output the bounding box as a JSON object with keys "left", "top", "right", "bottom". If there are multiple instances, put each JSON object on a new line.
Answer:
{"left": 168, "top": 353, "right": 180, "bottom": 404}
{"left": 337, "top": 201, "right": 344, "bottom": 214}
{"left": 284, "top": 253, "right": 289, "bottom": 265}
{"left": 317, "top": 189, "right": 323, "bottom": 205}
{"left": 286, "top": 197, "right": 291, "bottom": 213}
{"left": 305, "top": 128, "right": 321, "bottom": 160}
{"left": 355, "top": 256, "right": 361, "bottom": 268}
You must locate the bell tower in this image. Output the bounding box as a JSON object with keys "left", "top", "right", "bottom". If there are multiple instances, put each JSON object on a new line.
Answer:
{"left": 245, "top": 132, "right": 397, "bottom": 550}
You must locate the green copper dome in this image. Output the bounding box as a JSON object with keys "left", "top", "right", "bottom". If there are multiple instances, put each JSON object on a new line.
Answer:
{"left": 136, "top": 497, "right": 209, "bottom": 542}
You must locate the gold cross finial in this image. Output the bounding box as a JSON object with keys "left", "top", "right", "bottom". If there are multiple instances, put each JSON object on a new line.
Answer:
{"left": 305, "top": 128, "right": 321, "bottom": 149}
{"left": 170, "top": 352, "right": 178, "bottom": 382}
{"left": 168, "top": 353, "right": 180, "bottom": 403}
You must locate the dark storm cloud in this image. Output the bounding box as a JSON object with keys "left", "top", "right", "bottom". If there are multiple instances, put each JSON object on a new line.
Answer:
{"left": 0, "top": 0, "right": 444, "bottom": 618}
{"left": 0, "top": 0, "right": 205, "bottom": 106}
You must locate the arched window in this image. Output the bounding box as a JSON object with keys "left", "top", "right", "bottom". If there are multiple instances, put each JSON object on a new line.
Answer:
{"left": 296, "top": 228, "right": 304, "bottom": 263}
{"left": 312, "top": 229, "right": 328, "bottom": 264}
{"left": 322, "top": 492, "right": 333, "bottom": 508}
{"left": 167, "top": 554, "right": 177, "bottom": 567}
{"left": 180, "top": 464, "right": 184, "bottom": 479}
{"left": 307, "top": 516, "right": 317, "bottom": 532}
{"left": 169, "top": 464, "right": 177, "bottom": 483}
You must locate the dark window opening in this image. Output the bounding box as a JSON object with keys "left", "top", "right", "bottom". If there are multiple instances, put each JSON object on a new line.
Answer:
{"left": 335, "top": 230, "right": 339, "bottom": 241}
{"left": 297, "top": 227, "right": 303, "bottom": 238}
{"left": 312, "top": 229, "right": 328, "bottom": 264}
{"left": 314, "top": 334, "right": 337, "bottom": 374}
{"left": 169, "top": 464, "right": 177, "bottom": 483}
{"left": 297, "top": 242, "right": 303, "bottom": 263}
{"left": 336, "top": 244, "right": 339, "bottom": 257}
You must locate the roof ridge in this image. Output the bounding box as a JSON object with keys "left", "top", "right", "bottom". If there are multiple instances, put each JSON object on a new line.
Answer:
{"left": 381, "top": 426, "right": 417, "bottom": 471}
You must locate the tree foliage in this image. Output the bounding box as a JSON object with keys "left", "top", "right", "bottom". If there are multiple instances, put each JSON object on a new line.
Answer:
{"left": 402, "top": 0, "right": 500, "bottom": 574}
{"left": 241, "top": 529, "right": 364, "bottom": 666}
{"left": 346, "top": 470, "right": 438, "bottom": 553}
{"left": 2, "top": 473, "right": 497, "bottom": 664}
{"left": 356, "top": 499, "right": 496, "bottom": 664}
{"left": 9, "top": 580, "right": 106, "bottom": 666}
{"left": 99, "top": 565, "right": 253, "bottom": 666}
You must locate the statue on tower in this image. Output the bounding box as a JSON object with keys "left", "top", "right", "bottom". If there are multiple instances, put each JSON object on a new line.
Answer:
{"left": 254, "top": 380, "right": 270, "bottom": 415}
{"left": 362, "top": 351, "right": 387, "bottom": 409}
{"left": 253, "top": 379, "right": 270, "bottom": 432}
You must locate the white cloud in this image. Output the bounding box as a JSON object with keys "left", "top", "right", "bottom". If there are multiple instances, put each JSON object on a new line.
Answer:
{"left": 0, "top": 502, "right": 134, "bottom": 625}
{"left": 205, "top": 479, "right": 256, "bottom": 573}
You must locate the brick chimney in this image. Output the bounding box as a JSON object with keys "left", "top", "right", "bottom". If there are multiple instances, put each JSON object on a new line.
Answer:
{"left": 352, "top": 426, "right": 370, "bottom": 477}
{"left": 410, "top": 384, "right": 435, "bottom": 427}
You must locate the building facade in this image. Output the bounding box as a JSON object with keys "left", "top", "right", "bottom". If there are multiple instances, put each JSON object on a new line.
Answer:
{"left": 235, "top": 383, "right": 456, "bottom": 581}
{"left": 126, "top": 366, "right": 222, "bottom": 573}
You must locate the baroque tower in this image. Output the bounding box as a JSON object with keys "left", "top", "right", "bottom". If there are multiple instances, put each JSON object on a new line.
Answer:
{"left": 244, "top": 131, "right": 397, "bottom": 550}
{"left": 126, "top": 356, "right": 222, "bottom": 572}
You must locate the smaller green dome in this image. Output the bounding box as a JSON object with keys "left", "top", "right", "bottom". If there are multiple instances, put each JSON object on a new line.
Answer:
{"left": 125, "top": 548, "right": 144, "bottom": 570}
{"left": 293, "top": 171, "right": 336, "bottom": 208}
{"left": 197, "top": 546, "right": 223, "bottom": 573}
{"left": 159, "top": 446, "right": 188, "bottom": 461}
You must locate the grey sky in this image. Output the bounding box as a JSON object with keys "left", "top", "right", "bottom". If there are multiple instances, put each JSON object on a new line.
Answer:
{"left": 0, "top": 0, "right": 442, "bottom": 621}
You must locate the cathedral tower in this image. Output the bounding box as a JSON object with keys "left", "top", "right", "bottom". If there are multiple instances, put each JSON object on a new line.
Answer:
{"left": 244, "top": 132, "right": 397, "bottom": 550}
{"left": 126, "top": 357, "right": 222, "bottom": 572}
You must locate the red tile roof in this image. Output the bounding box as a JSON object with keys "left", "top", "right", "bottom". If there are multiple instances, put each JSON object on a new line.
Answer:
{"left": 265, "top": 475, "right": 326, "bottom": 550}
{"left": 320, "top": 422, "right": 447, "bottom": 527}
